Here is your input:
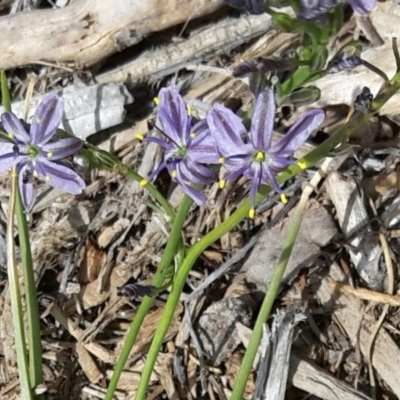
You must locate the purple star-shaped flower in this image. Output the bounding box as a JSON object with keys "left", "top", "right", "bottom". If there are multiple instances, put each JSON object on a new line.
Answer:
{"left": 146, "top": 86, "right": 218, "bottom": 205}
{"left": 299, "top": 0, "right": 376, "bottom": 20}
{"left": 0, "top": 94, "right": 85, "bottom": 211}
{"left": 207, "top": 86, "right": 325, "bottom": 216}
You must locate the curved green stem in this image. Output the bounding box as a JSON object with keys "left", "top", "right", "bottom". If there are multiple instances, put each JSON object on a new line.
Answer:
{"left": 105, "top": 195, "right": 193, "bottom": 400}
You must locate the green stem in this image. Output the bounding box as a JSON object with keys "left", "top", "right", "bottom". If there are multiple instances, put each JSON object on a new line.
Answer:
{"left": 15, "top": 189, "right": 44, "bottom": 397}
{"left": 1, "top": 70, "right": 11, "bottom": 112}
{"left": 105, "top": 195, "right": 193, "bottom": 400}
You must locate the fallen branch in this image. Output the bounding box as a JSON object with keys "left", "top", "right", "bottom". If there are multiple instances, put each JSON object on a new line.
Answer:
{"left": 0, "top": 0, "right": 223, "bottom": 70}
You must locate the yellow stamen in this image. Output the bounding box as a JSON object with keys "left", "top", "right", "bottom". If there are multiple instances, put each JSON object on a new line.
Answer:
{"left": 218, "top": 156, "right": 225, "bottom": 163}
{"left": 8, "top": 133, "right": 14, "bottom": 139}
{"left": 249, "top": 208, "right": 255, "bottom": 219}
{"left": 255, "top": 151, "right": 265, "bottom": 161}
{"left": 154, "top": 97, "right": 160, "bottom": 105}
{"left": 298, "top": 159, "right": 307, "bottom": 170}
{"left": 171, "top": 170, "right": 177, "bottom": 178}
{"left": 45, "top": 175, "right": 51, "bottom": 181}
{"left": 10, "top": 171, "right": 17, "bottom": 178}
{"left": 140, "top": 179, "right": 148, "bottom": 186}
{"left": 280, "top": 194, "right": 288, "bottom": 204}
{"left": 190, "top": 132, "right": 196, "bottom": 138}
{"left": 219, "top": 179, "right": 226, "bottom": 189}
{"left": 36, "top": 116, "right": 41, "bottom": 123}
{"left": 135, "top": 133, "right": 144, "bottom": 140}
{"left": 187, "top": 106, "right": 193, "bottom": 116}
{"left": 47, "top": 151, "right": 53, "bottom": 158}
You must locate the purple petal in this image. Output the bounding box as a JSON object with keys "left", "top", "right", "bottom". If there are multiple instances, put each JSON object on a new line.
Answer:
{"left": 268, "top": 156, "right": 295, "bottom": 171}
{"left": 177, "top": 159, "right": 215, "bottom": 185}
{"left": 158, "top": 86, "right": 191, "bottom": 144}
{"left": 207, "top": 103, "right": 251, "bottom": 158}
{"left": 17, "top": 162, "right": 35, "bottom": 211}
{"left": 35, "top": 158, "right": 85, "bottom": 194}
{"left": 264, "top": 164, "right": 282, "bottom": 193}
{"left": 0, "top": 143, "right": 24, "bottom": 172}
{"left": 148, "top": 161, "right": 168, "bottom": 181}
{"left": 249, "top": 163, "right": 262, "bottom": 209}
{"left": 144, "top": 136, "right": 173, "bottom": 150}
{"left": 269, "top": 109, "right": 325, "bottom": 157}
{"left": 41, "top": 137, "right": 83, "bottom": 160}
{"left": 225, "top": 164, "right": 252, "bottom": 181}
{"left": 30, "top": 94, "right": 64, "bottom": 145}
{"left": 1, "top": 113, "right": 30, "bottom": 143}
{"left": 174, "top": 169, "right": 206, "bottom": 206}
{"left": 347, "top": 0, "right": 375, "bottom": 14}
{"left": 188, "top": 120, "right": 219, "bottom": 164}
{"left": 250, "top": 86, "right": 276, "bottom": 150}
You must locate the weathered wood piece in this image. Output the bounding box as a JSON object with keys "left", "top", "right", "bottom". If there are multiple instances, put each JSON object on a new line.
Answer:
{"left": 313, "top": 262, "right": 400, "bottom": 398}
{"left": 98, "top": 13, "right": 275, "bottom": 84}
{"left": 0, "top": 83, "right": 133, "bottom": 140}
{"left": 325, "top": 171, "right": 384, "bottom": 290}
{"left": 0, "top": 0, "right": 224, "bottom": 69}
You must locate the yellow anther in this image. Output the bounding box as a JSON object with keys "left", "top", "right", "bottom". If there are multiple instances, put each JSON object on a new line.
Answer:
{"left": 218, "top": 156, "right": 225, "bottom": 163}
{"left": 255, "top": 151, "right": 265, "bottom": 161}
{"left": 187, "top": 106, "right": 193, "bottom": 116}
{"left": 280, "top": 194, "right": 288, "bottom": 204}
{"left": 135, "top": 133, "right": 144, "bottom": 140}
{"left": 10, "top": 172, "right": 18, "bottom": 178}
{"left": 190, "top": 132, "right": 196, "bottom": 138}
{"left": 140, "top": 179, "right": 148, "bottom": 186}
{"left": 36, "top": 116, "right": 41, "bottom": 123}
{"left": 8, "top": 133, "right": 14, "bottom": 139}
{"left": 171, "top": 170, "right": 177, "bottom": 178}
{"left": 47, "top": 151, "right": 53, "bottom": 158}
{"left": 249, "top": 208, "right": 255, "bottom": 219}
{"left": 298, "top": 159, "right": 307, "bottom": 170}
{"left": 219, "top": 179, "right": 226, "bottom": 189}
{"left": 45, "top": 175, "right": 51, "bottom": 181}
{"left": 154, "top": 97, "right": 160, "bottom": 105}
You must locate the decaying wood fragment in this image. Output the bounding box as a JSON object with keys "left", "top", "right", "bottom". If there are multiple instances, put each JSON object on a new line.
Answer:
{"left": 0, "top": 83, "right": 133, "bottom": 140}
{"left": 313, "top": 262, "right": 400, "bottom": 398}
{"left": 325, "top": 171, "right": 384, "bottom": 290}
{"left": 98, "top": 13, "right": 275, "bottom": 84}
{"left": 289, "top": 352, "right": 372, "bottom": 400}
{"left": 0, "top": 0, "right": 224, "bottom": 69}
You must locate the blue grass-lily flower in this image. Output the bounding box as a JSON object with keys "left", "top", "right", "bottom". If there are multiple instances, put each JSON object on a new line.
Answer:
{"left": 146, "top": 86, "right": 218, "bottom": 206}
{"left": 207, "top": 86, "right": 325, "bottom": 217}
{"left": 300, "top": 0, "right": 376, "bottom": 20}
{"left": 0, "top": 94, "right": 85, "bottom": 211}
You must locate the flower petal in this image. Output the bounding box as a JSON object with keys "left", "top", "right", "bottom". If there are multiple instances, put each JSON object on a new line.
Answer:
{"left": 269, "top": 109, "right": 325, "bottom": 157}
{"left": 174, "top": 168, "right": 206, "bottom": 206}
{"left": 1, "top": 112, "right": 30, "bottom": 143}
{"left": 188, "top": 121, "right": 219, "bottom": 164}
{"left": 41, "top": 137, "right": 83, "bottom": 160}
{"left": 35, "top": 158, "right": 85, "bottom": 194}
{"left": 347, "top": 0, "right": 375, "bottom": 14}
{"left": 178, "top": 159, "right": 215, "bottom": 185}
{"left": 148, "top": 161, "right": 168, "bottom": 181}
{"left": 0, "top": 143, "right": 25, "bottom": 172}
{"left": 207, "top": 103, "right": 251, "bottom": 158}
{"left": 249, "top": 163, "right": 263, "bottom": 210}
{"left": 263, "top": 164, "right": 282, "bottom": 193}
{"left": 144, "top": 136, "right": 173, "bottom": 150}
{"left": 250, "top": 86, "right": 276, "bottom": 150}
{"left": 158, "top": 86, "right": 191, "bottom": 144}
{"left": 30, "top": 94, "right": 64, "bottom": 145}
{"left": 17, "top": 161, "right": 35, "bottom": 211}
